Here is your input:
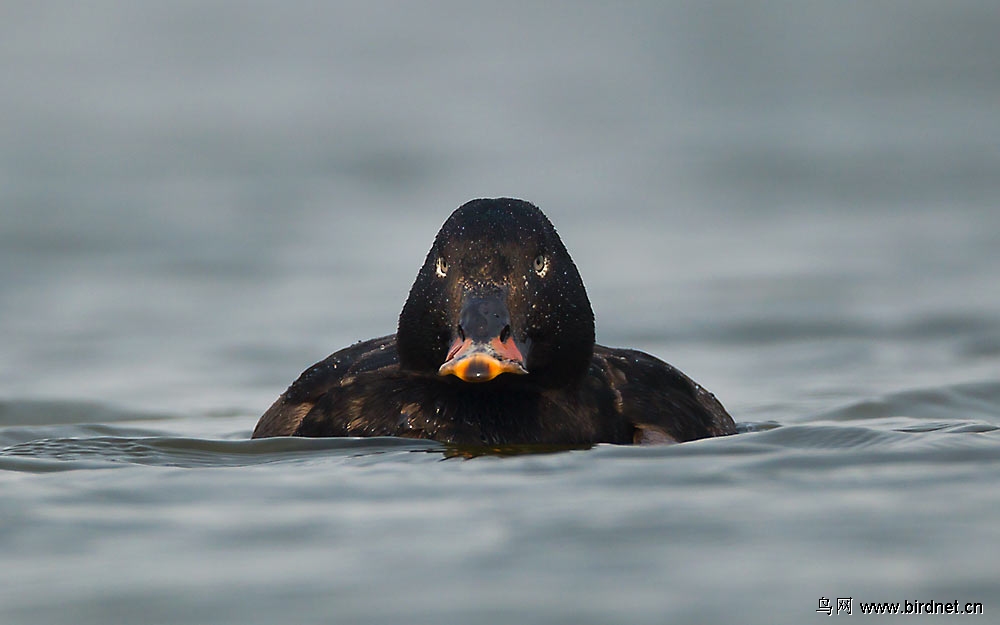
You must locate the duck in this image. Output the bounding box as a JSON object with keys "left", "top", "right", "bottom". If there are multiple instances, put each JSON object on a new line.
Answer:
{"left": 252, "top": 198, "right": 736, "bottom": 445}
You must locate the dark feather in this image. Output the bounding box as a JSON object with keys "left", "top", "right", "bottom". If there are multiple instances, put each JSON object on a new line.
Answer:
{"left": 255, "top": 337, "right": 735, "bottom": 444}
{"left": 253, "top": 199, "right": 736, "bottom": 445}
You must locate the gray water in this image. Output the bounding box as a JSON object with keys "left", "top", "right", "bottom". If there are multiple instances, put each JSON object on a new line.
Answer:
{"left": 2, "top": 2, "right": 999, "bottom": 623}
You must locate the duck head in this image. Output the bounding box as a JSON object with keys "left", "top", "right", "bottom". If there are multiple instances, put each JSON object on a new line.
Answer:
{"left": 397, "top": 198, "right": 595, "bottom": 389}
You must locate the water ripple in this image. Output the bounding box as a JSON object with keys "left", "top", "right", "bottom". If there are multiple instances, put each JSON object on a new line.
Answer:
{"left": 2, "top": 379, "right": 998, "bottom": 473}
{"left": 1, "top": 435, "right": 442, "bottom": 471}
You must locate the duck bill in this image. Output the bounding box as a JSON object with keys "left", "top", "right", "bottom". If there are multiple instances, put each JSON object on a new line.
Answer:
{"left": 437, "top": 291, "right": 528, "bottom": 383}
{"left": 438, "top": 337, "right": 528, "bottom": 382}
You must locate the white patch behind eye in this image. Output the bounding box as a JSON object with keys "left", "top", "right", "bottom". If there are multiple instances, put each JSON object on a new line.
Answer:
{"left": 533, "top": 254, "right": 549, "bottom": 277}
{"left": 435, "top": 256, "right": 448, "bottom": 277}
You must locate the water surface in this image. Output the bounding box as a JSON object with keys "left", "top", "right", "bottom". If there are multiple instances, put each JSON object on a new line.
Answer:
{"left": 2, "top": 2, "right": 999, "bottom": 623}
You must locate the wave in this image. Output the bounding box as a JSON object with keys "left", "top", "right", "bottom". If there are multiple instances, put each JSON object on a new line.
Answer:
{"left": 2, "top": 379, "right": 998, "bottom": 473}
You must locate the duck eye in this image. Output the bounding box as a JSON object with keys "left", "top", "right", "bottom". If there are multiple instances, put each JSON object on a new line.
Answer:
{"left": 435, "top": 256, "right": 448, "bottom": 277}
{"left": 533, "top": 254, "right": 548, "bottom": 277}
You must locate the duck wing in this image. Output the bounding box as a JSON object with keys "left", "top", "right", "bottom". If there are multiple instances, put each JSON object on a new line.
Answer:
{"left": 252, "top": 335, "right": 398, "bottom": 438}
{"left": 590, "top": 345, "right": 736, "bottom": 444}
